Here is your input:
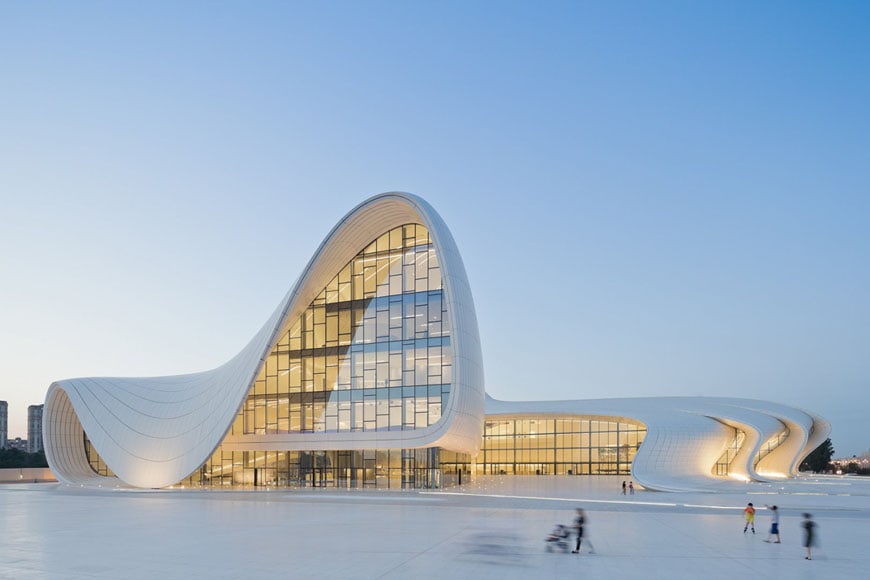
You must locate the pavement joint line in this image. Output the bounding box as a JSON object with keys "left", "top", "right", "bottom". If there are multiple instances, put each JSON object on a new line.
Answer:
{"left": 424, "top": 491, "right": 679, "bottom": 507}
{"left": 372, "top": 522, "right": 476, "bottom": 579}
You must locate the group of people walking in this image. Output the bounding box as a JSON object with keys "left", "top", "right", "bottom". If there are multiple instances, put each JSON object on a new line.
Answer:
{"left": 743, "top": 502, "right": 817, "bottom": 560}
{"left": 549, "top": 502, "right": 818, "bottom": 560}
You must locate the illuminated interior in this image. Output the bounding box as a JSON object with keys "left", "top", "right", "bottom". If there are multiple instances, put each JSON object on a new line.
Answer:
{"left": 440, "top": 416, "right": 646, "bottom": 477}
{"left": 754, "top": 428, "right": 789, "bottom": 468}
{"left": 88, "top": 224, "right": 455, "bottom": 488}
{"left": 713, "top": 427, "right": 745, "bottom": 476}
{"left": 233, "top": 223, "right": 450, "bottom": 436}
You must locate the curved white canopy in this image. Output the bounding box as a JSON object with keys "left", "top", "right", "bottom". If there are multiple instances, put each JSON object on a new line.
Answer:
{"left": 44, "top": 192, "right": 485, "bottom": 488}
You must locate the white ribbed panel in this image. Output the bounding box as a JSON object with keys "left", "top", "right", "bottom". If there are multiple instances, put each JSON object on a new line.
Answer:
{"left": 43, "top": 192, "right": 485, "bottom": 488}
{"left": 484, "top": 395, "right": 829, "bottom": 492}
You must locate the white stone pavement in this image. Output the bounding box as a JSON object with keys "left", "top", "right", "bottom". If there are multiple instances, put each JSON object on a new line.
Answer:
{"left": 1, "top": 475, "right": 868, "bottom": 579}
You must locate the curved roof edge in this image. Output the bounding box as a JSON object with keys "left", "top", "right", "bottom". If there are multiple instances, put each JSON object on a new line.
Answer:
{"left": 44, "top": 192, "right": 485, "bottom": 488}
{"left": 484, "top": 395, "right": 828, "bottom": 492}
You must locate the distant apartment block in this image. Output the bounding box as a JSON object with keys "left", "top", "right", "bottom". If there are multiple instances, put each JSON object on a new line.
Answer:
{"left": 27, "top": 404, "right": 44, "bottom": 453}
{"left": 0, "top": 400, "right": 7, "bottom": 449}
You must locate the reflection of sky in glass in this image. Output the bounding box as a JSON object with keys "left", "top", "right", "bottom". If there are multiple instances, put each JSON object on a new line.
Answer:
{"left": 240, "top": 225, "right": 451, "bottom": 435}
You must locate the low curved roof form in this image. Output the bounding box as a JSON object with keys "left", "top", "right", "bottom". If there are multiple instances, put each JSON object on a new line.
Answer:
{"left": 44, "top": 192, "right": 485, "bottom": 488}
{"left": 485, "top": 395, "right": 830, "bottom": 492}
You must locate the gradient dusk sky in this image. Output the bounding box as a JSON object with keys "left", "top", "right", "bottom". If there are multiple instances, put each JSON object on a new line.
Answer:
{"left": 1, "top": 2, "right": 868, "bottom": 456}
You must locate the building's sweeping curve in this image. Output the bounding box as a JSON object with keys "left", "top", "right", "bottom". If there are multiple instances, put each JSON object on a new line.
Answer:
{"left": 482, "top": 395, "right": 830, "bottom": 492}
{"left": 44, "top": 192, "right": 484, "bottom": 488}
{"left": 43, "top": 192, "right": 829, "bottom": 491}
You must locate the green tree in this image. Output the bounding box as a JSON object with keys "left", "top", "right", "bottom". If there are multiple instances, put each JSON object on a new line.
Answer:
{"left": 800, "top": 438, "right": 834, "bottom": 473}
{"left": 0, "top": 448, "right": 49, "bottom": 468}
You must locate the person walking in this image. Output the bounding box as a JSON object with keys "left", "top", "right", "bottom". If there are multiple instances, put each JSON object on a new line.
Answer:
{"left": 622, "top": 480, "right": 627, "bottom": 495}
{"left": 743, "top": 502, "right": 756, "bottom": 534}
{"left": 802, "top": 513, "right": 816, "bottom": 560}
{"left": 571, "top": 508, "right": 595, "bottom": 554}
{"left": 629, "top": 481, "right": 634, "bottom": 495}
{"left": 572, "top": 508, "right": 585, "bottom": 553}
{"left": 764, "top": 505, "right": 781, "bottom": 543}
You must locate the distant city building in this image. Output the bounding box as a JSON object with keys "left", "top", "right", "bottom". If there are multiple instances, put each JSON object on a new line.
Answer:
{"left": 0, "top": 400, "right": 7, "bottom": 449}
{"left": 8, "top": 437, "right": 27, "bottom": 451}
{"left": 27, "top": 404, "right": 44, "bottom": 453}
{"left": 832, "top": 455, "right": 870, "bottom": 472}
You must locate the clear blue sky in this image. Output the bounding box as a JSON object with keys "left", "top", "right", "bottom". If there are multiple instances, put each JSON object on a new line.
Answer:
{"left": 1, "top": 1, "right": 868, "bottom": 456}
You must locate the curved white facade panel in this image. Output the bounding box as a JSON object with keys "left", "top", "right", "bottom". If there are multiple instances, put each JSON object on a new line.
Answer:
{"left": 484, "top": 395, "right": 830, "bottom": 492}
{"left": 44, "top": 192, "right": 485, "bottom": 488}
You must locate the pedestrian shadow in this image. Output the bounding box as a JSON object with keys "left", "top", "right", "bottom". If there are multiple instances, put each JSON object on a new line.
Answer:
{"left": 457, "top": 529, "right": 531, "bottom": 567}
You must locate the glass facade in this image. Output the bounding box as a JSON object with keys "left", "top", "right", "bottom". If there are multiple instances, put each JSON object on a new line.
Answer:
{"left": 84, "top": 436, "right": 115, "bottom": 478}
{"left": 185, "top": 223, "right": 452, "bottom": 488}
{"left": 86, "top": 224, "right": 453, "bottom": 488}
{"left": 92, "top": 222, "right": 449, "bottom": 489}
{"left": 755, "top": 428, "right": 789, "bottom": 468}
{"left": 87, "top": 415, "right": 651, "bottom": 487}
{"left": 711, "top": 425, "right": 790, "bottom": 476}
{"left": 180, "top": 448, "right": 441, "bottom": 489}
{"left": 713, "top": 427, "right": 745, "bottom": 476}
{"left": 231, "top": 223, "right": 451, "bottom": 437}
{"left": 87, "top": 414, "right": 648, "bottom": 486}
{"left": 76, "top": 226, "right": 700, "bottom": 488}
{"left": 441, "top": 416, "right": 646, "bottom": 476}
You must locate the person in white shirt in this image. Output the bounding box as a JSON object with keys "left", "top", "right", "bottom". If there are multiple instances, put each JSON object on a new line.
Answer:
{"left": 764, "top": 505, "right": 781, "bottom": 543}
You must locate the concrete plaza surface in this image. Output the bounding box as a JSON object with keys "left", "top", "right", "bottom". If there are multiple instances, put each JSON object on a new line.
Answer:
{"left": 1, "top": 475, "right": 869, "bottom": 579}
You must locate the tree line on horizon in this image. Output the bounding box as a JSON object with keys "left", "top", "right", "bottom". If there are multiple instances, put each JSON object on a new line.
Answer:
{"left": 0, "top": 448, "right": 49, "bottom": 468}
{"left": 798, "top": 438, "right": 870, "bottom": 475}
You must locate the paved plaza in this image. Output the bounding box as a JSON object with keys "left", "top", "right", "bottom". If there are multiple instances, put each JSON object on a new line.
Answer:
{"left": 2, "top": 475, "right": 869, "bottom": 579}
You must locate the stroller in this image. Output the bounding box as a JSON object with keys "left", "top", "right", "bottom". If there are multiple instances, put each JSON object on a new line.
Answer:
{"left": 545, "top": 524, "right": 571, "bottom": 552}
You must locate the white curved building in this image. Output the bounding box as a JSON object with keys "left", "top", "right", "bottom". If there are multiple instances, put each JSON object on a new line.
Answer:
{"left": 480, "top": 395, "right": 830, "bottom": 492}
{"left": 43, "top": 192, "right": 829, "bottom": 491}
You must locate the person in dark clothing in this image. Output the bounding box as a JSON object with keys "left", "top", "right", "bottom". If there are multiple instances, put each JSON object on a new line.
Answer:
{"left": 802, "top": 513, "right": 816, "bottom": 560}
{"left": 572, "top": 508, "right": 593, "bottom": 554}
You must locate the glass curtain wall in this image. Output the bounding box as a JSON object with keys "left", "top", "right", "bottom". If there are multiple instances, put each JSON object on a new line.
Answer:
{"left": 754, "top": 427, "right": 790, "bottom": 469}
{"left": 712, "top": 425, "right": 789, "bottom": 476}
{"left": 446, "top": 416, "right": 646, "bottom": 476}
{"left": 182, "top": 448, "right": 440, "bottom": 489}
{"left": 713, "top": 427, "right": 745, "bottom": 476}
{"left": 234, "top": 223, "right": 450, "bottom": 437}
{"left": 177, "top": 223, "right": 453, "bottom": 489}
{"left": 84, "top": 435, "right": 115, "bottom": 478}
